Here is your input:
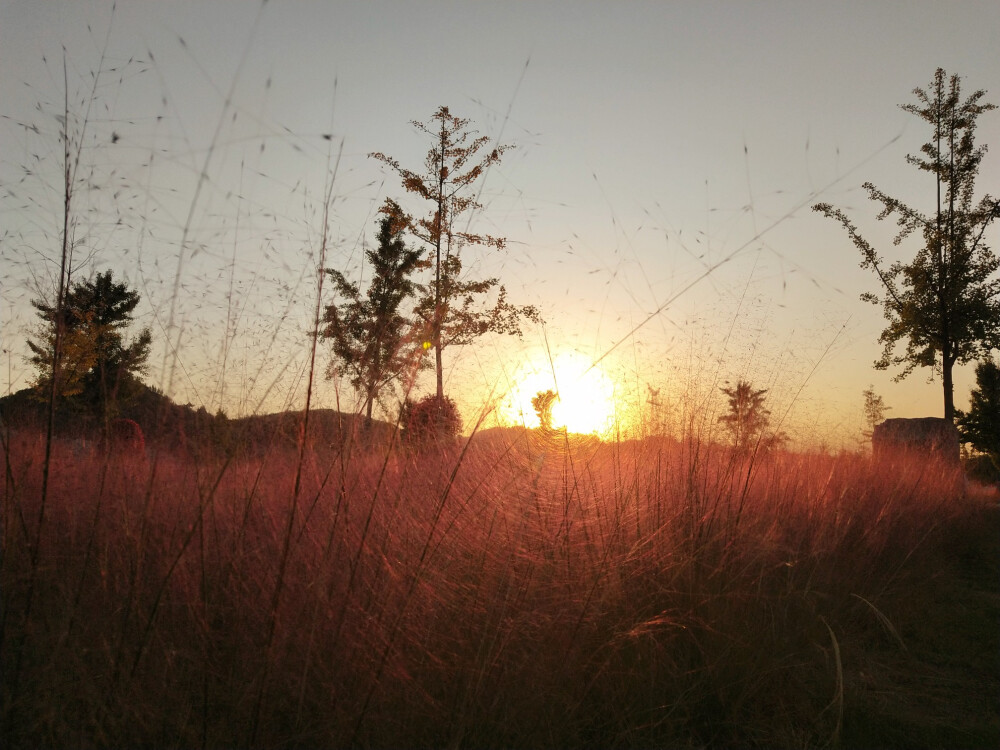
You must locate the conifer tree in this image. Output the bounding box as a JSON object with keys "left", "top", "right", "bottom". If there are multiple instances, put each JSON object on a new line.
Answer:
{"left": 28, "top": 269, "right": 151, "bottom": 422}
{"left": 956, "top": 357, "right": 1000, "bottom": 470}
{"left": 862, "top": 385, "right": 890, "bottom": 442}
{"left": 719, "top": 380, "right": 771, "bottom": 452}
{"left": 323, "top": 200, "right": 424, "bottom": 421}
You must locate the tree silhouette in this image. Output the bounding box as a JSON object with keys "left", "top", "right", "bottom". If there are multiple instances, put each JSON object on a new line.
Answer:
{"left": 956, "top": 357, "right": 1000, "bottom": 471}
{"left": 862, "top": 385, "right": 890, "bottom": 442}
{"left": 323, "top": 200, "right": 424, "bottom": 421}
{"left": 531, "top": 389, "right": 557, "bottom": 432}
{"left": 719, "top": 380, "right": 771, "bottom": 451}
{"left": 814, "top": 69, "right": 1000, "bottom": 421}
{"left": 371, "top": 105, "right": 540, "bottom": 403}
{"left": 28, "top": 269, "right": 151, "bottom": 423}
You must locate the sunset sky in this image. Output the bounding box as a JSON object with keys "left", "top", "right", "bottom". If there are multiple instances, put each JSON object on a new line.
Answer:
{"left": 2, "top": 1, "right": 998, "bottom": 446}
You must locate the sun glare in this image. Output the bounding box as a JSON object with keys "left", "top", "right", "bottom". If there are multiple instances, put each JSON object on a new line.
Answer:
{"left": 503, "top": 352, "right": 617, "bottom": 436}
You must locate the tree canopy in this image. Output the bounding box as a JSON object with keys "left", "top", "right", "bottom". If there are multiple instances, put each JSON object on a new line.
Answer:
{"left": 719, "top": 380, "right": 774, "bottom": 452}
{"left": 814, "top": 69, "right": 1000, "bottom": 420}
{"left": 27, "top": 269, "right": 152, "bottom": 422}
{"left": 322, "top": 200, "right": 425, "bottom": 421}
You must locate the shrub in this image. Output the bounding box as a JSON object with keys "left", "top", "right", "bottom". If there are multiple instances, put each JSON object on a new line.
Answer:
{"left": 402, "top": 395, "right": 462, "bottom": 444}
{"left": 965, "top": 452, "right": 1000, "bottom": 485}
{"left": 100, "top": 417, "right": 145, "bottom": 453}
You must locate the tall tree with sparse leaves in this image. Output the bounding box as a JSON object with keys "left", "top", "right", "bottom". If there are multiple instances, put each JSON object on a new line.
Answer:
{"left": 814, "top": 69, "right": 1000, "bottom": 421}
{"left": 323, "top": 200, "right": 425, "bottom": 421}
{"left": 28, "top": 269, "right": 152, "bottom": 422}
{"left": 371, "top": 105, "right": 540, "bottom": 402}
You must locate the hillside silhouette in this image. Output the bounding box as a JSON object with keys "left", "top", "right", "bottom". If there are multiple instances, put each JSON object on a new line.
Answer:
{"left": 0, "top": 384, "right": 395, "bottom": 457}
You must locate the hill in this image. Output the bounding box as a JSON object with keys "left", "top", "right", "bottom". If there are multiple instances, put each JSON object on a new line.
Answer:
{"left": 0, "top": 384, "right": 395, "bottom": 456}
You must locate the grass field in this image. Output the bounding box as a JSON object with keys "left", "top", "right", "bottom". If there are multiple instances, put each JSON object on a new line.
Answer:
{"left": 3, "top": 7, "right": 999, "bottom": 747}
{"left": 2, "top": 425, "right": 996, "bottom": 748}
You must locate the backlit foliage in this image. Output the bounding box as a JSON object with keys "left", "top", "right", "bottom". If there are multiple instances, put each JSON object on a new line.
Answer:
{"left": 814, "top": 69, "right": 1000, "bottom": 420}
{"left": 371, "top": 106, "right": 541, "bottom": 401}
{"left": 531, "top": 389, "right": 557, "bottom": 432}
{"left": 862, "top": 385, "right": 890, "bottom": 442}
{"left": 322, "top": 200, "right": 425, "bottom": 421}
{"left": 719, "top": 380, "right": 772, "bottom": 451}
{"left": 27, "top": 269, "right": 152, "bottom": 421}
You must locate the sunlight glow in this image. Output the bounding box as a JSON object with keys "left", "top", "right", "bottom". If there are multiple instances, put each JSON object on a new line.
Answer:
{"left": 502, "top": 352, "right": 618, "bottom": 436}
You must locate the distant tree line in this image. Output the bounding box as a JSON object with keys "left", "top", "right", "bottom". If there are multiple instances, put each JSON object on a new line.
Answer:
{"left": 17, "top": 72, "right": 998, "bottom": 456}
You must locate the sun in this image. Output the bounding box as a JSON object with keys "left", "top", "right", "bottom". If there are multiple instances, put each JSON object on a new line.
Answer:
{"left": 503, "top": 352, "right": 617, "bottom": 436}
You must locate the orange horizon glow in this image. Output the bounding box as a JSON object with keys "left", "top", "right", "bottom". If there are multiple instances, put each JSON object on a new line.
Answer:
{"left": 500, "top": 352, "right": 620, "bottom": 437}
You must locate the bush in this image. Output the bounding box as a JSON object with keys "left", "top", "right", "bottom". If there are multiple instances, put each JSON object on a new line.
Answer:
{"left": 964, "top": 452, "right": 1000, "bottom": 486}
{"left": 402, "top": 395, "right": 462, "bottom": 444}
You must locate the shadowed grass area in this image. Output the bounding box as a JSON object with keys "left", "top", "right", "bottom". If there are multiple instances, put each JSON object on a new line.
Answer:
{"left": 2, "top": 428, "right": 996, "bottom": 748}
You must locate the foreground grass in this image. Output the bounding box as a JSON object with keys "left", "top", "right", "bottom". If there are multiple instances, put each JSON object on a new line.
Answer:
{"left": 1, "top": 427, "right": 997, "bottom": 748}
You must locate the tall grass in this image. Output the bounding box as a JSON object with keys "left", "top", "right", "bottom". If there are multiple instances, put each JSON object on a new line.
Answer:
{"left": 2, "top": 425, "right": 996, "bottom": 747}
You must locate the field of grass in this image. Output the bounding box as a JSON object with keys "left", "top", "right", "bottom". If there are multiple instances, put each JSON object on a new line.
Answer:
{"left": 2, "top": 424, "right": 996, "bottom": 748}
{"left": 4, "top": 7, "right": 999, "bottom": 747}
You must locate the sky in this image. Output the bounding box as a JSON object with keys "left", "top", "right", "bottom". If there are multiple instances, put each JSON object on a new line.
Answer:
{"left": 2, "top": 0, "right": 998, "bottom": 447}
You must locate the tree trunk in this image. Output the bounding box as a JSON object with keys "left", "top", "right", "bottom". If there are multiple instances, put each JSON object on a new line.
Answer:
{"left": 434, "top": 122, "right": 447, "bottom": 402}
{"left": 943, "top": 357, "right": 955, "bottom": 422}
{"left": 433, "top": 245, "right": 443, "bottom": 400}
{"left": 435, "top": 338, "right": 443, "bottom": 400}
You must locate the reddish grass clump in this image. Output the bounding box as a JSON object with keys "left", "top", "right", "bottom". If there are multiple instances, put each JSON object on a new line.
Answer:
{"left": 1, "top": 425, "right": 996, "bottom": 748}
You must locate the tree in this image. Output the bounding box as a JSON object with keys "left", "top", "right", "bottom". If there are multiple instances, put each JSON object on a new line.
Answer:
{"left": 371, "top": 106, "right": 540, "bottom": 403}
{"left": 531, "top": 389, "right": 557, "bottom": 432}
{"left": 862, "top": 385, "right": 890, "bottom": 441}
{"left": 322, "top": 200, "right": 425, "bottom": 421}
{"left": 27, "top": 269, "right": 152, "bottom": 422}
{"left": 956, "top": 357, "right": 1000, "bottom": 470}
{"left": 814, "top": 69, "right": 1000, "bottom": 421}
{"left": 26, "top": 305, "right": 98, "bottom": 402}
{"left": 719, "top": 380, "right": 772, "bottom": 452}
